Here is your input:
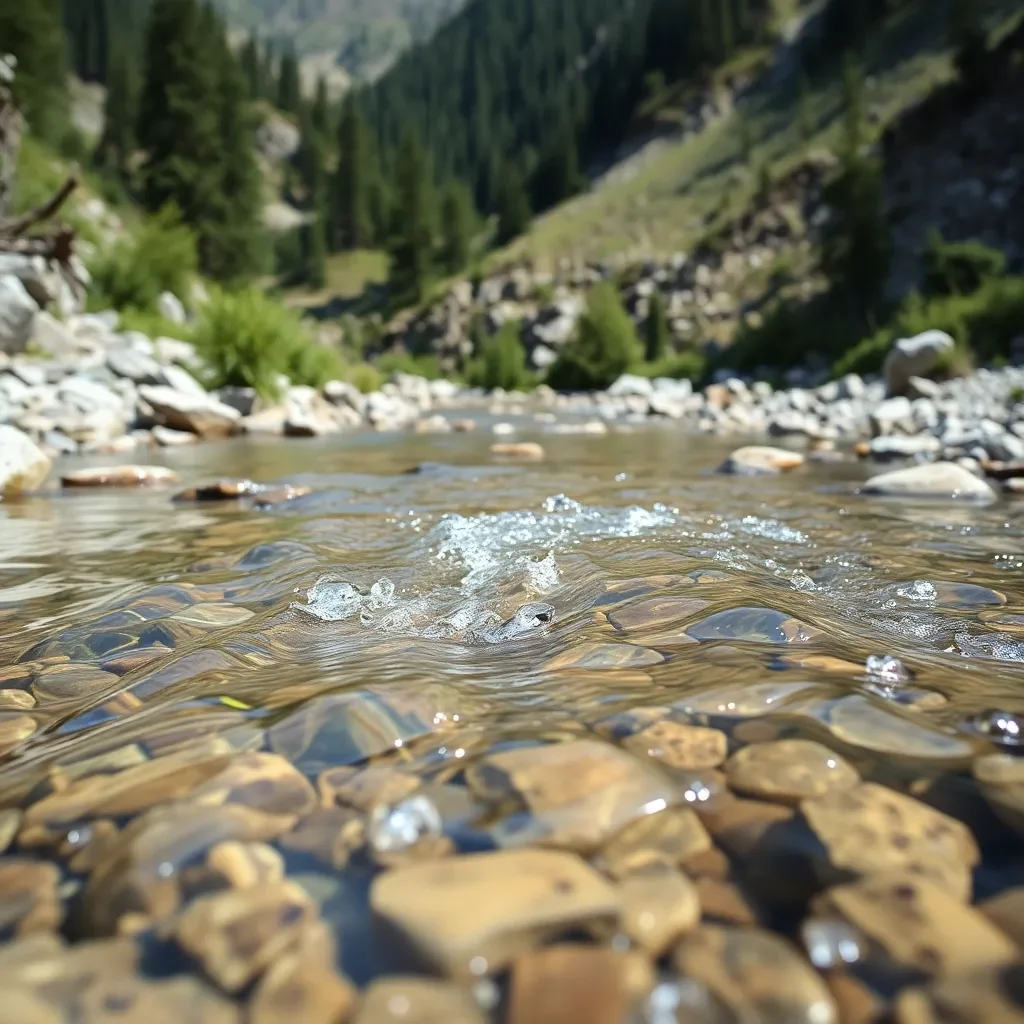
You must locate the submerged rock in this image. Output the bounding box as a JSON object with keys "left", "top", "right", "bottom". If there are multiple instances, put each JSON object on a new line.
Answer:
{"left": 490, "top": 441, "right": 545, "bottom": 460}
{"left": 725, "top": 739, "right": 859, "bottom": 804}
{"left": 61, "top": 465, "right": 181, "bottom": 488}
{"left": 860, "top": 461, "right": 997, "bottom": 502}
{"left": 0, "top": 425, "right": 51, "bottom": 494}
{"left": 717, "top": 446, "right": 804, "bottom": 475}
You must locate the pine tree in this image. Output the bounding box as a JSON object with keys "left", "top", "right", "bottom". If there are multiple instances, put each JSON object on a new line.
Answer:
{"left": 277, "top": 48, "right": 301, "bottom": 113}
{"left": 798, "top": 74, "right": 814, "bottom": 143}
{"left": 311, "top": 76, "right": 330, "bottom": 137}
{"left": 240, "top": 31, "right": 262, "bottom": 98}
{"left": 137, "top": 0, "right": 263, "bottom": 282}
{"left": 531, "top": 124, "right": 584, "bottom": 212}
{"left": 717, "top": 0, "right": 736, "bottom": 61}
{"left": 302, "top": 209, "right": 328, "bottom": 289}
{"left": 644, "top": 290, "right": 670, "bottom": 364}
{"left": 0, "top": 0, "right": 68, "bottom": 142}
{"left": 295, "top": 108, "right": 325, "bottom": 203}
{"left": 840, "top": 53, "right": 865, "bottom": 157}
{"left": 951, "top": 0, "right": 989, "bottom": 95}
{"left": 439, "top": 179, "right": 474, "bottom": 274}
{"left": 738, "top": 111, "right": 754, "bottom": 166}
{"left": 496, "top": 162, "right": 532, "bottom": 246}
{"left": 331, "top": 95, "right": 373, "bottom": 251}
{"left": 95, "top": 43, "right": 136, "bottom": 177}
{"left": 388, "top": 129, "right": 435, "bottom": 305}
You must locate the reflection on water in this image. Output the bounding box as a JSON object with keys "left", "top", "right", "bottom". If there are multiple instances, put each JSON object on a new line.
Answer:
{"left": 1, "top": 426, "right": 1023, "bottom": 1017}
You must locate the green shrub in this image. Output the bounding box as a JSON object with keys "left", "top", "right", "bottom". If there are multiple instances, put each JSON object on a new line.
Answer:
{"left": 467, "top": 321, "right": 533, "bottom": 391}
{"left": 190, "top": 288, "right": 343, "bottom": 398}
{"left": 641, "top": 349, "right": 707, "bottom": 382}
{"left": 118, "top": 307, "right": 190, "bottom": 341}
{"left": 923, "top": 230, "right": 1006, "bottom": 298}
{"left": 346, "top": 362, "right": 384, "bottom": 394}
{"left": 375, "top": 351, "right": 445, "bottom": 380}
{"left": 90, "top": 206, "right": 198, "bottom": 313}
{"left": 546, "top": 282, "right": 642, "bottom": 391}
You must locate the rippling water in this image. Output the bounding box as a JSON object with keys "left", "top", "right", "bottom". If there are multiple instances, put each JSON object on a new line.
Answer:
{"left": 2, "top": 423, "right": 1023, "bottom": 1015}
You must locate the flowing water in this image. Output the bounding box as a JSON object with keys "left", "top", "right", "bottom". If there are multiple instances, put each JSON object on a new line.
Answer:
{"left": 2, "top": 423, "right": 1023, "bottom": 1018}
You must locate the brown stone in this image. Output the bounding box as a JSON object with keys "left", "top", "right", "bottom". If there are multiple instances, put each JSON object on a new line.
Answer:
{"left": 717, "top": 446, "right": 805, "bottom": 475}
{"left": 490, "top": 442, "right": 544, "bottom": 459}
{"left": 206, "top": 841, "right": 284, "bottom": 890}
{"left": 49, "top": 744, "right": 149, "bottom": 791}
{"left": 0, "top": 689, "right": 35, "bottom": 709}
{"left": 695, "top": 877, "right": 759, "bottom": 926}
{"left": 369, "top": 848, "right": 619, "bottom": 977}
{"left": 508, "top": 946, "right": 633, "bottom": 1024}
{"left": 624, "top": 720, "right": 729, "bottom": 772}
{"left": 701, "top": 797, "right": 794, "bottom": 859}
{"left": 979, "top": 887, "right": 1024, "bottom": 948}
{"left": 825, "top": 970, "right": 884, "bottom": 1024}
{"left": 0, "top": 713, "right": 36, "bottom": 753}
{"left": 0, "top": 808, "right": 21, "bottom": 854}
{"left": 249, "top": 920, "right": 355, "bottom": 1024}
{"left": 616, "top": 866, "right": 701, "bottom": 956}
{"left": 188, "top": 753, "right": 318, "bottom": 818}
{"left": 673, "top": 925, "right": 837, "bottom": 1022}
{"left": 66, "top": 819, "right": 120, "bottom": 874}
{"left": 600, "top": 807, "right": 712, "bottom": 878}
{"left": 682, "top": 845, "right": 731, "bottom": 880}
{"left": 895, "top": 966, "right": 1024, "bottom": 1023}
{"left": 544, "top": 643, "right": 665, "bottom": 671}
{"left": 606, "top": 597, "right": 711, "bottom": 634}
{"left": 77, "top": 973, "right": 242, "bottom": 1023}
{"left": 0, "top": 860, "right": 61, "bottom": 936}
{"left": 61, "top": 465, "right": 181, "bottom": 487}
{"left": 176, "top": 880, "right": 318, "bottom": 993}
{"left": 474, "top": 739, "right": 678, "bottom": 852}
{"left": 29, "top": 663, "right": 120, "bottom": 704}
{"left": 818, "top": 873, "right": 1017, "bottom": 977}
{"left": 725, "top": 740, "right": 860, "bottom": 804}
{"left": 801, "top": 783, "right": 979, "bottom": 901}
{"left": 280, "top": 808, "right": 366, "bottom": 869}
{"left": 318, "top": 764, "right": 420, "bottom": 811}
{"left": 353, "top": 978, "right": 485, "bottom": 1023}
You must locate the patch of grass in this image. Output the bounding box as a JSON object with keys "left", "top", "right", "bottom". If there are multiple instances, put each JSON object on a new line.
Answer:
{"left": 375, "top": 351, "right": 445, "bottom": 380}
{"left": 640, "top": 349, "right": 708, "bottom": 382}
{"left": 286, "top": 249, "right": 390, "bottom": 302}
{"left": 465, "top": 321, "right": 534, "bottom": 391}
{"left": 117, "top": 307, "right": 190, "bottom": 341}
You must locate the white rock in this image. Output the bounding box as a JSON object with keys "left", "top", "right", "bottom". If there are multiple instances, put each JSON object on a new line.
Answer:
{"left": 608, "top": 373, "right": 654, "bottom": 399}
{"left": 154, "top": 336, "right": 199, "bottom": 367}
{"left": 157, "top": 291, "right": 187, "bottom": 326}
{"left": 162, "top": 364, "right": 207, "bottom": 397}
{"left": 138, "top": 385, "right": 242, "bottom": 438}
{"left": 836, "top": 373, "right": 866, "bottom": 401}
{"left": 860, "top": 461, "right": 996, "bottom": 502}
{"left": 323, "top": 379, "right": 366, "bottom": 414}
{"left": 0, "top": 425, "right": 51, "bottom": 494}
{"left": 107, "top": 347, "right": 164, "bottom": 385}
{"left": 869, "top": 396, "right": 913, "bottom": 437}
{"left": 717, "top": 446, "right": 805, "bottom": 475}
{"left": 883, "top": 330, "right": 955, "bottom": 396}
{"left": 867, "top": 435, "right": 941, "bottom": 460}
{"left": 0, "top": 276, "right": 37, "bottom": 354}
{"left": 31, "top": 311, "right": 80, "bottom": 358}
{"left": 284, "top": 385, "right": 341, "bottom": 437}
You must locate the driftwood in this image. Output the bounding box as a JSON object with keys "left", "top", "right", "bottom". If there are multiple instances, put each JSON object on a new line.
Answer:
{"left": 0, "top": 55, "right": 85, "bottom": 304}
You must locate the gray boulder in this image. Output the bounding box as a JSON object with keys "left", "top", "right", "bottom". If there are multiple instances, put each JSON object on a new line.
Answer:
{"left": 0, "top": 425, "right": 51, "bottom": 495}
{"left": 157, "top": 291, "right": 187, "bottom": 326}
{"left": 0, "top": 276, "right": 37, "bottom": 355}
{"left": 883, "top": 330, "right": 955, "bottom": 395}
{"left": 138, "top": 385, "right": 242, "bottom": 438}
{"left": 860, "top": 461, "right": 996, "bottom": 502}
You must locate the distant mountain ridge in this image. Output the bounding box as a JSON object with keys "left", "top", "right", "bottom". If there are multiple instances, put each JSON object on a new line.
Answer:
{"left": 213, "top": 0, "right": 468, "bottom": 80}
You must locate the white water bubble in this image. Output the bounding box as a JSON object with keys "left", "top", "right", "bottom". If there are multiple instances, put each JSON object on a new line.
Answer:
{"left": 864, "top": 654, "right": 909, "bottom": 684}
{"left": 897, "top": 580, "right": 938, "bottom": 602}
{"left": 543, "top": 494, "right": 583, "bottom": 514}
{"left": 369, "top": 794, "right": 443, "bottom": 854}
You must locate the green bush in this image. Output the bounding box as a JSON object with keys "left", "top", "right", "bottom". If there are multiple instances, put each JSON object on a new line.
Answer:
{"left": 118, "top": 307, "right": 190, "bottom": 342}
{"left": 345, "top": 362, "right": 384, "bottom": 394}
{"left": 641, "top": 349, "right": 707, "bottom": 382}
{"left": 546, "top": 282, "right": 642, "bottom": 391}
{"left": 190, "top": 288, "right": 343, "bottom": 398}
{"left": 467, "top": 322, "right": 533, "bottom": 391}
{"left": 89, "top": 206, "right": 198, "bottom": 313}
{"left": 375, "top": 352, "right": 445, "bottom": 380}
{"left": 923, "top": 231, "right": 1006, "bottom": 298}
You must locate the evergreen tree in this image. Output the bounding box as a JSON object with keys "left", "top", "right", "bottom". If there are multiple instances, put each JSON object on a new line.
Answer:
{"left": 331, "top": 95, "right": 372, "bottom": 251}
{"left": 951, "top": 0, "right": 989, "bottom": 96}
{"left": 738, "top": 111, "right": 754, "bottom": 166}
{"left": 798, "top": 73, "right": 814, "bottom": 143}
{"left": 473, "top": 321, "right": 530, "bottom": 390}
{"left": 496, "top": 162, "right": 532, "bottom": 247}
{"left": 388, "top": 129, "right": 435, "bottom": 305}
{"left": 311, "top": 76, "right": 330, "bottom": 137}
{"left": 95, "top": 43, "right": 137, "bottom": 177}
{"left": 0, "top": 0, "right": 68, "bottom": 142}
{"left": 717, "top": 0, "right": 736, "bottom": 61}
{"left": 240, "top": 31, "right": 262, "bottom": 99}
{"left": 137, "top": 0, "right": 263, "bottom": 282}
{"left": 840, "top": 52, "right": 865, "bottom": 157}
{"left": 531, "top": 124, "right": 584, "bottom": 212}
{"left": 302, "top": 210, "right": 328, "bottom": 289}
{"left": 295, "top": 108, "right": 325, "bottom": 203}
{"left": 644, "top": 290, "right": 670, "bottom": 364}
{"left": 277, "top": 48, "right": 301, "bottom": 113}
{"left": 439, "top": 179, "right": 474, "bottom": 275}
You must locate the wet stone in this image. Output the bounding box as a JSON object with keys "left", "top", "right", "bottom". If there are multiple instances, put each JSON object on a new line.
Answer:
{"left": 0, "top": 713, "right": 36, "bottom": 753}
{"left": 353, "top": 977, "right": 486, "bottom": 1024}
{"left": 318, "top": 763, "right": 420, "bottom": 812}
{"left": 624, "top": 720, "right": 729, "bottom": 772}
{"left": 187, "top": 752, "right": 318, "bottom": 818}
{"left": 169, "top": 603, "right": 255, "bottom": 628}
{"left": 686, "top": 608, "right": 824, "bottom": 644}
{"left": 0, "top": 860, "right": 62, "bottom": 938}
{"left": 0, "top": 688, "right": 35, "bottom": 709}
{"left": 606, "top": 597, "right": 711, "bottom": 634}
{"left": 724, "top": 740, "right": 860, "bottom": 805}
{"left": 61, "top": 465, "right": 181, "bottom": 487}
{"left": 895, "top": 965, "right": 1024, "bottom": 1024}
{"left": 672, "top": 925, "right": 838, "bottom": 1023}
{"left": 615, "top": 865, "right": 701, "bottom": 956}
{"left": 701, "top": 797, "right": 794, "bottom": 861}
{"left": 973, "top": 753, "right": 1024, "bottom": 787}
{"left": 369, "top": 848, "right": 620, "bottom": 977}
{"left": 694, "top": 877, "right": 760, "bottom": 927}
{"left": 966, "top": 709, "right": 1023, "bottom": 749}
{"left": 717, "top": 446, "right": 805, "bottom": 475}
{"left": 599, "top": 807, "right": 713, "bottom": 878}
{"left": 77, "top": 972, "right": 242, "bottom": 1024}
{"left": 206, "top": 841, "right": 284, "bottom": 890}
{"left": 544, "top": 643, "right": 666, "bottom": 671}
{"left": 508, "top": 946, "right": 634, "bottom": 1024}
{"left": 249, "top": 919, "right": 356, "bottom": 1024}
{"left": 490, "top": 442, "right": 544, "bottom": 459}
{"left": 175, "top": 879, "right": 318, "bottom": 993}
{"left": 677, "top": 680, "right": 829, "bottom": 720}
{"left": 471, "top": 739, "right": 679, "bottom": 852}
{"left": 0, "top": 808, "right": 21, "bottom": 853}
{"left": 29, "top": 663, "right": 120, "bottom": 704}
{"left": 279, "top": 807, "right": 366, "bottom": 870}
{"left": 978, "top": 887, "right": 1024, "bottom": 948}
{"left": 800, "top": 782, "right": 980, "bottom": 901}
{"left": 815, "top": 872, "right": 1018, "bottom": 978}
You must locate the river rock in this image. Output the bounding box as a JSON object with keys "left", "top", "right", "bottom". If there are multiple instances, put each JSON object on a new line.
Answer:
{"left": 814, "top": 872, "right": 1017, "bottom": 978}
{"left": 800, "top": 782, "right": 979, "bottom": 900}
{"left": 725, "top": 739, "right": 859, "bottom": 804}
{"left": 508, "top": 946, "right": 634, "bottom": 1024}
{"left": 176, "top": 880, "right": 318, "bottom": 993}
{"left": 490, "top": 441, "right": 545, "bottom": 459}
{"left": 0, "top": 275, "right": 37, "bottom": 354}
{"left": 0, "top": 425, "right": 51, "bottom": 494}
{"left": 673, "top": 925, "right": 838, "bottom": 1023}
{"left": 606, "top": 596, "right": 710, "bottom": 634}
{"left": 615, "top": 866, "right": 701, "bottom": 955}
{"left": 717, "top": 446, "right": 804, "bottom": 475}
{"left": 139, "top": 385, "right": 242, "bottom": 438}
{"left": 353, "top": 978, "right": 485, "bottom": 1024}
{"left": 860, "top": 461, "right": 997, "bottom": 502}
{"left": 623, "top": 720, "right": 729, "bottom": 771}
{"left": 370, "top": 848, "right": 619, "bottom": 976}
{"left": 153, "top": 425, "right": 198, "bottom": 446}
{"left": 598, "top": 807, "right": 712, "bottom": 877}
{"left": 895, "top": 966, "right": 1024, "bottom": 1024}
{"left": 284, "top": 386, "right": 342, "bottom": 437}
{"left": 107, "top": 346, "right": 164, "bottom": 384}
{"left": 544, "top": 642, "right": 665, "bottom": 671}
{"left": 158, "top": 290, "right": 187, "bottom": 325}
{"left": 686, "top": 607, "right": 823, "bottom": 644}
{"left": 884, "top": 330, "right": 955, "bottom": 395}
{"left": 0, "top": 860, "right": 62, "bottom": 936}
{"left": 61, "top": 465, "right": 181, "bottom": 488}
{"left": 473, "top": 739, "right": 678, "bottom": 851}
